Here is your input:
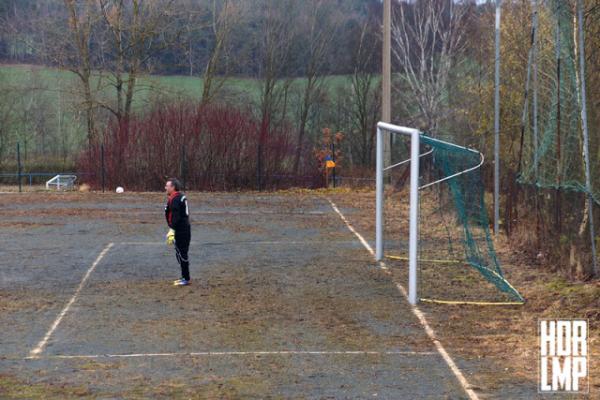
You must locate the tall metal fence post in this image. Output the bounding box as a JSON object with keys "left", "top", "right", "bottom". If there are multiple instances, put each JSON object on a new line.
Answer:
{"left": 257, "top": 142, "right": 263, "bottom": 191}
{"left": 181, "top": 144, "right": 186, "bottom": 190}
{"left": 576, "top": 0, "right": 598, "bottom": 276}
{"left": 331, "top": 141, "right": 336, "bottom": 188}
{"left": 101, "top": 144, "right": 106, "bottom": 193}
{"left": 493, "top": 0, "right": 502, "bottom": 235}
{"left": 17, "top": 143, "right": 22, "bottom": 193}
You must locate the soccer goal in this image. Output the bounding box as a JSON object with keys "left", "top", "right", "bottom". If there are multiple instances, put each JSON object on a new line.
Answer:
{"left": 375, "top": 122, "right": 524, "bottom": 305}
{"left": 46, "top": 174, "right": 77, "bottom": 191}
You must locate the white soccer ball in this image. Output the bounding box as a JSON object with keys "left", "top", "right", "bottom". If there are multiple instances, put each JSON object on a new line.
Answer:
{"left": 116, "top": 186, "right": 124, "bottom": 193}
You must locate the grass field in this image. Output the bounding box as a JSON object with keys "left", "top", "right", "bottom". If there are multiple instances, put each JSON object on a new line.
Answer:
{"left": 0, "top": 63, "right": 352, "bottom": 119}
{"left": 0, "top": 64, "right": 249, "bottom": 104}
{"left": 0, "top": 188, "right": 597, "bottom": 399}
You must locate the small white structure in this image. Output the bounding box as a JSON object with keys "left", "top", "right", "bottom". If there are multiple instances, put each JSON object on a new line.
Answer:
{"left": 116, "top": 186, "right": 124, "bottom": 193}
{"left": 46, "top": 174, "right": 77, "bottom": 191}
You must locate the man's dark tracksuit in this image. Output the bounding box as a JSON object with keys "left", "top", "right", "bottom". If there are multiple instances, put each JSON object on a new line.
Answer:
{"left": 165, "top": 192, "right": 191, "bottom": 281}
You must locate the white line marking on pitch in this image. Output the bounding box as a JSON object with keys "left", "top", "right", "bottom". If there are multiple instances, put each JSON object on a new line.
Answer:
{"left": 119, "top": 240, "right": 364, "bottom": 246}
{"left": 326, "top": 198, "right": 479, "bottom": 400}
{"left": 326, "top": 201, "right": 375, "bottom": 256}
{"left": 29, "top": 350, "right": 436, "bottom": 360}
{"left": 192, "top": 210, "right": 327, "bottom": 215}
{"left": 119, "top": 210, "right": 327, "bottom": 215}
{"left": 28, "top": 243, "right": 114, "bottom": 359}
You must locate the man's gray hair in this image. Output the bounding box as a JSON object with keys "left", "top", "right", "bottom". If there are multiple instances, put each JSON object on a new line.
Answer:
{"left": 167, "top": 178, "right": 182, "bottom": 191}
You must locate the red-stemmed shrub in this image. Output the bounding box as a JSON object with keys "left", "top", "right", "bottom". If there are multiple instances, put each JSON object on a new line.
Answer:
{"left": 77, "top": 102, "right": 323, "bottom": 191}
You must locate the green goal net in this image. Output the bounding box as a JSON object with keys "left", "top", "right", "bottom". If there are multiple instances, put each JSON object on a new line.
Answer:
{"left": 384, "top": 133, "right": 524, "bottom": 304}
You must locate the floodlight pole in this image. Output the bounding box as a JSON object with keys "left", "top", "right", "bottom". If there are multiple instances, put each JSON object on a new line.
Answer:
{"left": 382, "top": 0, "right": 391, "bottom": 177}
{"left": 493, "top": 0, "right": 502, "bottom": 235}
{"left": 376, "top": 122, "right": 420, "bottom": 305}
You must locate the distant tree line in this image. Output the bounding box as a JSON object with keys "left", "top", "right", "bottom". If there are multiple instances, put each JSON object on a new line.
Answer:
{"left": 0, "top": 0, "right": 382, "bottom": 77}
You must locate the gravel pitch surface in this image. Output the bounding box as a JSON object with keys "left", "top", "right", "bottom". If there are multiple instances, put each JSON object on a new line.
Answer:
{"left": 0, "top": 191, "right": 555, "bottom": 399}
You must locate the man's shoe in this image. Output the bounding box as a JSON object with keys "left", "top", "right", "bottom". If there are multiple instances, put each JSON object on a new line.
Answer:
{"left": 173, "top": 278, "right": 190, "bottom": 286}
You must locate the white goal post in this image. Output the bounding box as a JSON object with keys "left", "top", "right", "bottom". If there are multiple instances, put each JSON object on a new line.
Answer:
{"left": 375, "top": 122, "right": 421, "bottom": 305}
{"left": 46, "top": 174, "right": 77, "bottom": 190}
{"left": 375, "top": 122, "right": 485, "bottom": 305}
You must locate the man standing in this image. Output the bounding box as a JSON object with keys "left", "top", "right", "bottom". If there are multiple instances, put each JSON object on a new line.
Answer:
{"left": 164, "top": 178, "right": 191, "bottom": 286}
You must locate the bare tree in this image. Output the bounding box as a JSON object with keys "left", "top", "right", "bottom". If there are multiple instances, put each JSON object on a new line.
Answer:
{"left": 347, "top": 13, "right": 381, "bottom": 166}
{"left": 36, "top": 0, "right": 179, "bottom": 150}
{"left": 292, "top": 0, "right": 341, "bottom": 174}
{"left": 62, "top": 0, "right": 99, "bottom": 148}
{"left": 392, "top": 0, "right": 468, "bottom": 133}
{"left": 201, "top": 0, "right": 241, "bottom": 104}
{"left": 253, "top": 0, "right": 297, "bottom": 189}
{"left": 98, "top": 0, "right": 177, "bottom": 124}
